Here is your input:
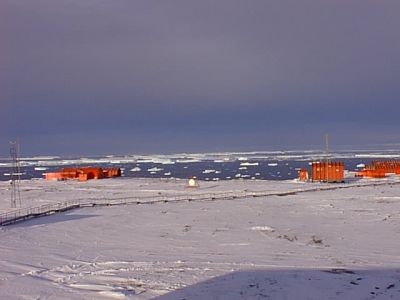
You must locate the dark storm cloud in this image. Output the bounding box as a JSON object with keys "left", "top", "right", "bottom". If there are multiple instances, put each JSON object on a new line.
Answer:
{"left": 1, "top": 0, "right": 400, "bottom": 155}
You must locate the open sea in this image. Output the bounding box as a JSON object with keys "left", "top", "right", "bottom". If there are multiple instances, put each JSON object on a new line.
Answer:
{"left": 1, "top": 150, "right": 399, "bottom": 182}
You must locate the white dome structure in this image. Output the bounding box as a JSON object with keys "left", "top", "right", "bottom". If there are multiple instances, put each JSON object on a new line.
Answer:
{"left": 187, "top": 177, "right": 199, "bottom": 188}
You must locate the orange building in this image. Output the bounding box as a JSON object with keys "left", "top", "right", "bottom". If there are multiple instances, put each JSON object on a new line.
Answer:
{"left": 355, "top": 169, "right": 386, "bottom": 178}
{"left": 355, "top": 160, "right": 400, "bottom": 178}
{"left": 44, "top": 171, "right": 77, "bottom": 181}
{"left": 368, "top": 160, "right": 400, "bottom": 173}
{"left": 311, "top": 162, "right": 344, "bottom": 182}
{"left": 44, "top": 167, "right": 121, "bottom": 181}
{"left": 298, "top": 169, "right": 309, "bottom": 181}
{"left": 103, "top": 168, "right": 121, "bottom": 177}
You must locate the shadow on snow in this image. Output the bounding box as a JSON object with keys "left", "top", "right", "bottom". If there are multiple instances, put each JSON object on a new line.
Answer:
{"left": 12, "top": 211, "right": 98, "bottom": 228}
{"left": 152, "top": 268, "right": 400, "bottom": 300}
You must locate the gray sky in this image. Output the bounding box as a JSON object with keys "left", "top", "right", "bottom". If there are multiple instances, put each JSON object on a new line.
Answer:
{"left": 1, "top": 0, "right": 400, "bottom": 156}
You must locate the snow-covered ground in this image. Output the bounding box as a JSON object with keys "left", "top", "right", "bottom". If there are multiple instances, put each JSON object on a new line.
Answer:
{"left": 1, "top": 177, "right": 400, "bottom": 299}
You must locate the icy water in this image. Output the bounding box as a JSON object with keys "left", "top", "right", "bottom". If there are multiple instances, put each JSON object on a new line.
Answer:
{"left": 0, "top": 150, "right": 399, "bottom": 181}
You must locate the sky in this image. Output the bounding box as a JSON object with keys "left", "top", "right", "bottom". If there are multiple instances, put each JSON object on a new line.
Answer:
{"left": 1, "top": 0, "right": 400, "bottom": 156}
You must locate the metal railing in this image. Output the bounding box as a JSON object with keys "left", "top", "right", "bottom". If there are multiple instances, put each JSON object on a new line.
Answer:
{"left": 0, "top": 190, "right": 271, "bottom": 226}
{"left": 1, "top": 180, "right": 398, "bottom": 226}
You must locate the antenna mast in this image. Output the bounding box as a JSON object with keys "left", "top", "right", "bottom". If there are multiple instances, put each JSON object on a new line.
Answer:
{"left": 325, "top": 133, "right": 329, "bottom": 159}
{"left": 324, "top": 133, "right": 329, "bottom": 182}
{"left": 10, "top": 140, "right": 21, "bottom": 208}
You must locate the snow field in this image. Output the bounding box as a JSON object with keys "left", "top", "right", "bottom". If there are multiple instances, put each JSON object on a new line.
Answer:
{"left": 0, "top": 178, "right": 400, "bottom": 299}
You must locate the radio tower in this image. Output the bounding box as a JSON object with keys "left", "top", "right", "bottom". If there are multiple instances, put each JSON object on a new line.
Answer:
{"left": 10, "top": 140, "right": 21, "bottom": 208}
{"left": 325, "top": 133, "right": 330, "bottom": 160}
{"left": 324, "top": 133, "right": 330, "bottom": 182}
